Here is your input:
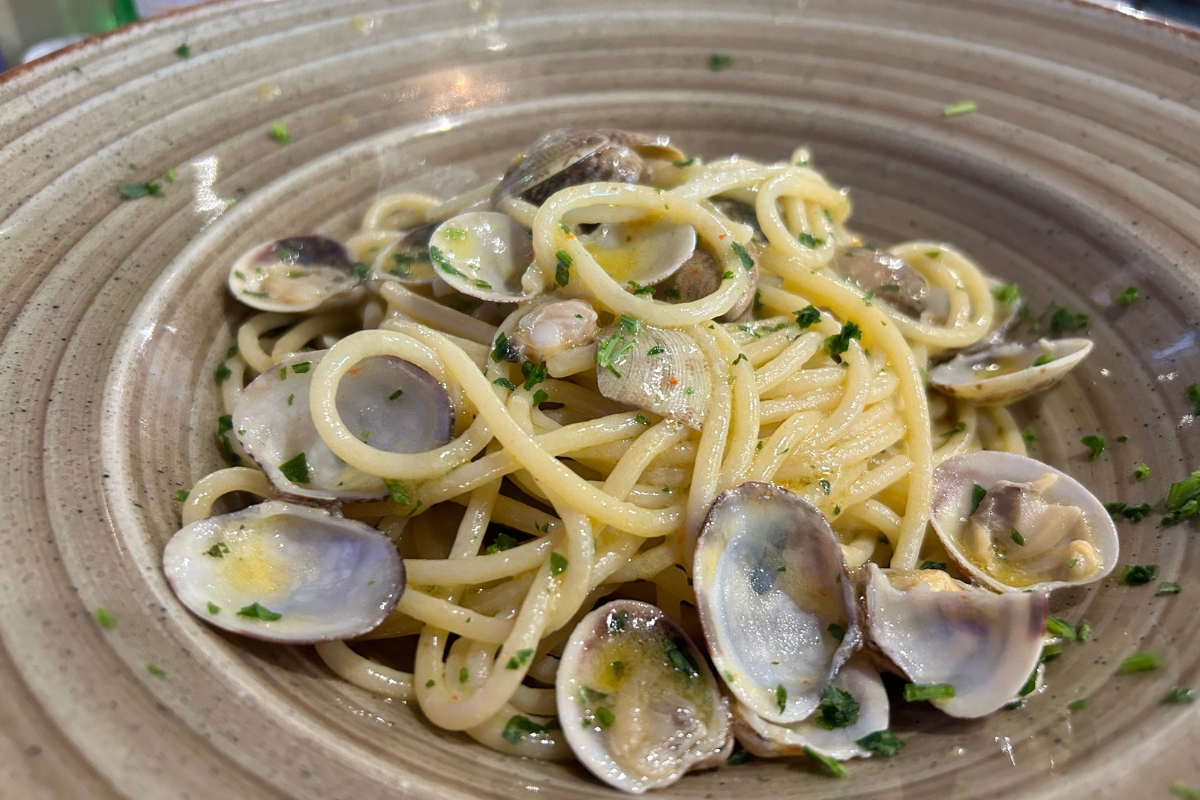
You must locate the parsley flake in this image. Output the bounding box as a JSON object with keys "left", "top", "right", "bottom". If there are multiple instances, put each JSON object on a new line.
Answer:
{"left": 856, "top": 730, "right": 905, "bottom": 757}
{"left": 278, "top": 452, "right": 309, "bottom": 484}
{"left": 1116, "top": 285, "right": 1140, "bottom": 305}
{"left": 709, "top": 53, "right": 733, "bottom": 71}
{"left": 237, "top": 602, "right": 282, "bottom": 621}
{"left": 1081, "top": 435, "right": 1106, "bottom": 460}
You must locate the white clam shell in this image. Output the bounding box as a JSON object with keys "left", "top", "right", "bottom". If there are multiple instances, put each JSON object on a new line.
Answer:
{"left": 234, "top": 350, "right": 453, "bottom": 501}
{"left": 694, "top": 482, "right": 861, "bottom": 725}
{"left": 557, "top": 600, "right": 732, "bottom": 794}
{"left": 863, "top": 564, "right": 1047, "bottom": 718}
{"left": 228, "top": 236, "right": 363, "bottom": 313}
{"left": 732, "top": 657, "right": 890, "bottom": 760}
{"left": 428, "top": 211, "right": 535, "bottom": 302}
{"left": 578, "top": 218, "right": 697, "bottom": 288}
{"left": 929, "top": 337, "right": 1093, "bottom": 405}
{"left": 595, "top": 323, "right": 711, "bottom": 430}
{"left": 930, "top": 451, "right": 1119, "bottom": 592}
{"left": 162, "top": 500, "right": 404, "bottom": 644}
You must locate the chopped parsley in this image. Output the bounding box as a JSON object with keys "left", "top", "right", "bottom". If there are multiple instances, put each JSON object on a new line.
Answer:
{"left": 727, "top": 746, "right": 753, "bottom": 765}
{"left": 493, "top": 377, "right": 517, "bottom": 390}
{"left": 1115, "top": 285, "right": 1140, "bottom": 305}
{"left": 794, "top": 305, "right": 821, "bottom": 329}
{"left": 647, "top": 346, "right": 664, "bottom": 355}
{"left": 856, "top": 730, "right": 904, "bottom": 757}
{"left": 206, "top": 602, "right": 220, "bottom": 614}
{"left": 291, "top": 361, "right": 311, "bottom": 374}
{"left": 814, "top": 685, "right": 860, "bottom": 730}
{"left": 214, "top": 361, "right": 232, "bottom": 383}
{"left": 204, "top": 542, "right": 230, "bottom": 558}
{"left": 147, "top": 664, "right": 167, "bottom": 678}
{"left": 458, "top": 667, "right": 469, "bottom": 684}
{"left": 943, "top": 100, "right": 977, "bottom": 117}
{"left": 269, "top": 122, "right": 292, "bottom": 144}
{"left": 174, "top": 489, "right": 189, "bottom": 502}
{"left": 803, "top": 746, "right": 847, "bottom": 778}
{"left": 501, "top": 715, "right": 558, "bottom": 744}
{"left": 549, "top": 552, "right": 568, "bottom": 576}
{"left": 619, "top": 314, "right": 642, "bottom": 334}
{"left": 664, "top": 637, "right": 700, "bottom": 678}
{"left": 1105, "top": 501, "right": 1155, "bottom": 522}
{"left": 674, "top": 157, "right": 697, "bottom": 168}
{"left": 662, "top": 287, "right": 681, "bottom": 299}
{"left": 798, "top": 232, "right": 824, "bottom": 249}
{"left": 353, "top": 261, "right": 371, "bottom": 280}
{"left": 175, "top": 43, "right": 190, "bottom": 58}
{"left": 593, "top": 707, "right": 615, "bottom": 727}
{"left": 1046, "top": 617, "right": 1076, "bottom": 639}
{"left": 1050, "top": 305, "right": 1090, "bottom": 332}
{"left": 990, "top": 283, "right": 1020, "bottom": 304}
{"left": 1118, "top": 651, "right": 1163, "bottom": 674}
{"left": 389, "top": 388, "right": 404, "bottom": 401}
{"left": 824, "top": 321, "right": 862, "bottom": 357}
{"left": 278, "top": 452, "right": 310, "bottom": 484}
{"left": 1162, "top": 686, "right": 1196, "bottom": 704}
{"left": 919, "top": 561, "right": 947, "bottom": 571}
{"left": 1067, "top": 698, "right": 1088, "bottom": 711}
{"left": 429, "top": 245, "right": 465, "bottom": 278}
{"left": 904, "top": 683, "right": 955, "bottom": 702}
{"left": 1164, "top": 470, "right": 1200, "bottom": 525}
{"left": 555, "top": 250, "right": 572, "bottom": 286}
{"left": 1077, "top": 619, "right": 1092, "bottom": 641}
{"left": 1081, "top": 435, "right": 1106, "bottom": 460}
{"left": 1187, "top": 384, "right": 1200, "bottom": 416}
{"left": 520, "top": 359, "right": 548, "bottom": 390}
{"left": 608, "top": 609, "right": 628, "bottom": 633}
{"left": 1010, "top": 528, "right": 1025, "bottom": 546}
{"left": 1128, "top": 463, "right": 1150, "bottom": 482}
{"left": 634, "top": 414, "right": 652, "bottom": 426}
{"left": 596, "top": 332, "right": 635, "bottom": 378}
{"left": 425, "top": 679, "right": 435, "bottom": 688}
{"left": 1032, "top": 354, "right": 1054, "bottom": 367}
{"left": 94, "top": 608, "right": 116, "bottom": 629}
{"left": 971, "top": 483, "right": 987, "bottom": 514}
{"left": 286, "top": 393, "right": 294, "bottom": 406}
{"left": 1120, "top": 564, "right": 1158, "bottom": 585}
{"left": 709, "top": 53, "right": 733, "bottom": 71}
{"left": 775, "top": 683, "right": 788, "bottom": 713}
{"left": 731, "top": 241, "right": 754, "bottom": 271}
{"left": 1159, "top": 581, "right": 1181, "bottom": 596}
{"left": 384, "top": 479, "right": 411, "bottom": 506}
{"left": 1171, "top": 782, "right": 1200, "bottom": 800}
{"left": 626, "top": 280, "right": 654, "bottom": 295}
{"left": 486, "top": 532, "right": 519, "bottom": 554}
{"left": 504, "top": 648, "right": 535, "bottom": 670}
{"left": 237, "top": 602, "right": 282, "bottom": 621}
{"left": 443, "top": 227, "right": 466, "bottom": 241}
{"left": 827, "top": 622, "right": 845, "bottom": 641}
{"left": 1022, "top": 429, "right": 1037, "bottom": 446}
{"left": 119, "top": 180, "right": 166, "bottom": 201}
{"left": 532, "top": 389, "right": 548, "bottom": 406}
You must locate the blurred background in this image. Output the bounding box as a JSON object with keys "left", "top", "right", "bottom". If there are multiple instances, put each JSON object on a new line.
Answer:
{"left": 0, "top": 0, "right": 1199, "bottom": 71}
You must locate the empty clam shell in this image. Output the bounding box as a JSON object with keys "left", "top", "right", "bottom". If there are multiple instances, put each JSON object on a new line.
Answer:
{"left": 578, "top": 218, "right": 697, "bottom": 288}
{"left": 228, "top": 236, "right": 364, "bottom": 313}
{"left": 929, "top": 338, "right": 1093, "bottom": 405}
{"left": 496, "top": 129, "right": 684, "bottom": 206}
{"left": 595, "top": 322, "right": 711, "bottom": 430}
{"left": 163, "top": 500, "right": 404, "bottom": 643}
{"left": 557, "top": 600, "right": 732, "bottom": 794}
{"left": 372, "top": 223, "right": 438, "bottom": 286}
{"left": 732, "top": 657, "right": 890, "bottom": 761}
{"left": 427, "top": 212, "right": 535, "bottom": 302}
{"left": 234, "top": 350, "right": 453, "bottom": 501}
{"left": 863, "top": 564, "right": 1047, "bottom": 718}
{"left": 930, "top": 451, "right": 1119, "bottom": 592}
{"left": 694, "top": 482, "right": 860, "bottom": 725}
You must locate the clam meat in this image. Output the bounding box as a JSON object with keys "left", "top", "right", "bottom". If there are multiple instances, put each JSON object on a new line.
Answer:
{"left": 557, "top": 600, "right": 732, "bottom": 794}
{"left": 510, "top": 298, "right": 599, "bottom": 363}
{"left": 163, "top": 500, "right": 404, "bottom": 643}
{"left": 831, "top": 247, "right": 929, "bottom": 318}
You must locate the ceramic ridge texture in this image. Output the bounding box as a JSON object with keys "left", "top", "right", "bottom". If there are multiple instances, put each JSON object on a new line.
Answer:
{"left": 1, "top": 1, "right": 1198, "bottom": 798}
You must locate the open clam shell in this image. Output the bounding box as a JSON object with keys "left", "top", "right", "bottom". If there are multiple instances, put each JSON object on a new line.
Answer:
{"left": 372, "top": 223, "right": 438, "bottom": 286}
{"left": 863, "top": 564, "right": 1047, "bottom": 718}
{"left": 694, "top": 482, "right": 860, "bottom": 725}
{"left": 930, "top": 451, "right": 1119, "bottom": 592}
{"left": 594, "top": 321, "right": 711, "bottom": 430}
{"left": 162, "top": 500, "right": 404, "bottom": 644}
{"left": 510, "top": 297, "right": 599, "bottom": 363}
{"left": 234, "top": 350, "right": 453, "bottom": 501}
{"left": 929, "top": 338, "right": 1093, "bottom": 405}
{"left": 427, "top": 212, "right": 535, "bottom": 302}
{"left": 732, "top": 657, "right": 889, "bottom": 761}
{"left": 228, "top": 235, "right": 364, "bottom": 313}
{"left": 578, "top": 218, "right": 697, "bottom": 288}
{"left": 557, "top": 600, "right": 732, "bottom": 794}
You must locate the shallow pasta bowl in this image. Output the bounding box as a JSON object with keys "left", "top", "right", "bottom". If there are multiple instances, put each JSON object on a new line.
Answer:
{"left": 1, "top": 0, "right": 1199, "bottom": 797}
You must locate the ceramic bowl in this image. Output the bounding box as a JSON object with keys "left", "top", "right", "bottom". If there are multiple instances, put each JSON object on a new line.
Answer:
{"left": 1, "top": 0, "right": 1198, "bottom": 798}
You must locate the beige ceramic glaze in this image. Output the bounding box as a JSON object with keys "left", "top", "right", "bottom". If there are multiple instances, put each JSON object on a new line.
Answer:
{"left": 1, "top": 0, "right": 1199, "bottom": 798}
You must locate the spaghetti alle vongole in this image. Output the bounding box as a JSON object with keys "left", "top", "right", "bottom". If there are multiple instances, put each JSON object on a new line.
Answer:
{"left": 161, "top": 129, "right": 1117, "bottom": 791}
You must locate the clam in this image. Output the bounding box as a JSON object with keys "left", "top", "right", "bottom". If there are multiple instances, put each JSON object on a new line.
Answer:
{"left": 557, "top": 600, "right": 732, "bottom": 793}
{"left": 228, "top": 236, "right": 364, "bottom": 313}
{"left": 930, "top": 451, "right": 1119, "bottom": 592}
{"left": 578, "top": 217, "right": 697, "bottom": 288}
{"left": 831, "top": 247, "right": 928, "bottom": 318}
{"left": 373, "top": 223, "right": 438, "bottom": 286}
{"left": 162, "top": 500, "right": 404, "bottom": 643}
{"left": 929, "top": 338, "right": 1093, "bottom": 405}
{"left": 594, "top": 321, "right": 711, "bottom": 430}
{"left": 652, "top": 243, "right": 757, "bottom": 322}
{"left": 732, "top": 657, "right": 890, "bottom": 760}
{"left": 234, "top": 351, "right": 453, "bottom": 501}
{"left": 510, "top": 298, "right": 599, "bottom": 363}
{"left": 427, "top": 212, "right": 535, "bottom": 302}
{"left": 693, "top": 482, "right": 860, "bottom": 724}
{"left": 863, "top": 564, "right": 1047, "bottom": 718}
{"left": 495, "top": 128, "right": 685, "bottom": 206}
{"left": 708, "top": 198, "right": 768, "bottom": 248}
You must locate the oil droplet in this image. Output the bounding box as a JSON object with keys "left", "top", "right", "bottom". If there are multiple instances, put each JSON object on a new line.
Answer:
{"left": 257, "top": 83, "right": 281, "bottom": 102}
{"left": 350, "top": 15, "right": 376, "bottom": 35}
